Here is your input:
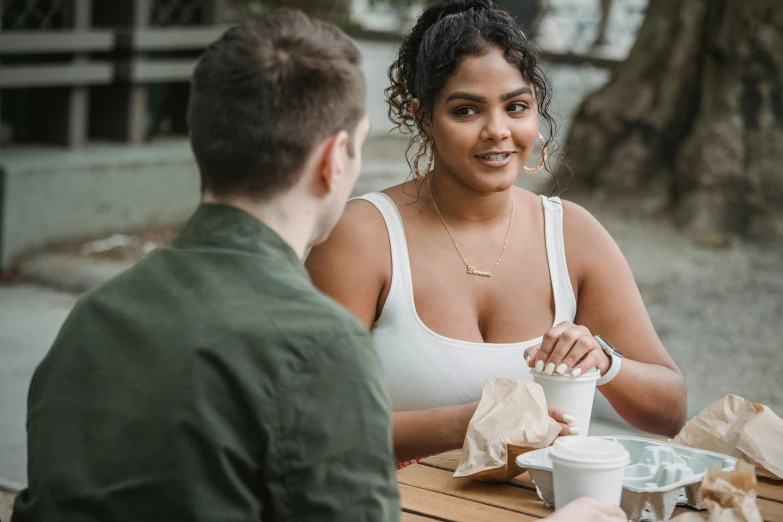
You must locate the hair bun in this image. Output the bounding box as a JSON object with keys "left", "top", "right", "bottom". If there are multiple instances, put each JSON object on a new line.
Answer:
{"left": 434, "top": 0, "right": 495, "bottom": 18}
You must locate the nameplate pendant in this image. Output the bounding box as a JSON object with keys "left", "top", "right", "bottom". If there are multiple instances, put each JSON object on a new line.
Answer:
{"left": 467, "top": 266, "right": 492, "bottom": 277}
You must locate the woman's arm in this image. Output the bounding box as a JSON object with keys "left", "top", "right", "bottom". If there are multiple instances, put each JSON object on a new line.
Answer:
{"left": 393, "top": 402, "right": 574, "bottom": 462}
{"left": 305, "top": 200, "right": 390, "bottom": 327}
{"left": 530, "top": 201, "right": 687, "bottom": 436}
{"left": 393, "top": 403, "right": 478, "bottom": 462}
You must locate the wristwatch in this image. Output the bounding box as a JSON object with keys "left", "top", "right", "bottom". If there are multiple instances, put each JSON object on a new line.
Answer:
{"left": 594, "top": 335, "right": 623, "bottom": 386}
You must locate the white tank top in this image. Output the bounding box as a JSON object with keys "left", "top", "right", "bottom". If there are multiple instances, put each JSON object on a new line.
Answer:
{"left": 357, "top": 193, "right": 577, "bottom": 411}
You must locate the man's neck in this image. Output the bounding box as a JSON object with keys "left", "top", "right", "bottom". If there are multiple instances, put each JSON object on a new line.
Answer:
{"left": 202, "top": 192, "right": 315, "bottom": 259}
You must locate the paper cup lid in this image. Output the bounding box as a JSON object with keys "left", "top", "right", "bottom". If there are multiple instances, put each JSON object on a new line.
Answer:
{"left": 550, "top": 437, "right": 630, "bottom": 467}
{"left": 530, "top": 367, "right": 601, "bottom": 382}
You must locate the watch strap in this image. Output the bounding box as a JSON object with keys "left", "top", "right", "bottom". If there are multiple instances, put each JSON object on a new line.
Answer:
{"left": 597, "top": 347, "right": 622, "bottom": 386}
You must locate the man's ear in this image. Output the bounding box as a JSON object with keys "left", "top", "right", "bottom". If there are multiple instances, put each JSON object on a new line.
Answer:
{"left": 317, "top": 130, "right": 350, "bottom": 193}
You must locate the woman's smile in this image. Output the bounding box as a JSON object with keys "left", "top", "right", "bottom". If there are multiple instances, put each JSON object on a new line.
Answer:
{"left": 475, "top": 150, "right": 517, "bottom": 168}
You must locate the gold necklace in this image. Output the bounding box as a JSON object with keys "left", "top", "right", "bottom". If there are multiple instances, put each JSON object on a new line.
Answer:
{"left": 427, "top": 176, "right": 514, "bottom": 278}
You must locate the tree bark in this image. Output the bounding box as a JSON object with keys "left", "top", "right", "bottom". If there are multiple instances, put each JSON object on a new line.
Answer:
{"left": 565, "top": 0, "right": 783, "bottom": 238}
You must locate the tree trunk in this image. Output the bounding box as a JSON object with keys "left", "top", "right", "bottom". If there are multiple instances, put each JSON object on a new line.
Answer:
{"left": 565, "top": 0, "right": 783, "bottom": 238}
{"left": 496, "top": 0, "right": 547, "bottom": 37}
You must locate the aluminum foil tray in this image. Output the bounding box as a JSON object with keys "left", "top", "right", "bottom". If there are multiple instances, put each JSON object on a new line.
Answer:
{"left": 515, "top": 436, "right": 737, "bottom": 522}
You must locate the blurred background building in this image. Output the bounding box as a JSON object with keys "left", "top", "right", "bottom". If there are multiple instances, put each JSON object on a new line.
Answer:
{"left": 0, "top": 0, "right": 648, "bottom": 272}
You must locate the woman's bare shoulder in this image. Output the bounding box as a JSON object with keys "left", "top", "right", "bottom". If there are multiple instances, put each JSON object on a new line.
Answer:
{"left": 560, "top": 199, "right": 614, "bottom": 246}
{"left": 558, "top": 198, "right": 626, "bottom": 284}
{"left": 380, "top": 180, "right": 423, "bottom": 210}
{"left": 512, "top": 186, "right": 546, "bottom": 206}
{"left": 305, "top": 195, "right": 394, "bottom": 327}
{"left": 319, "top": 196, "right": 390, "bottom": 255}
{"left": 320, "top": 180, "right": 417, "bottom": 257}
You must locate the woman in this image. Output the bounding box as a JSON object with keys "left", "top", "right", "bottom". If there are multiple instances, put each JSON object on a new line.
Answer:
{"left": 306, "top": 0, "right": 686, "bottom": 465}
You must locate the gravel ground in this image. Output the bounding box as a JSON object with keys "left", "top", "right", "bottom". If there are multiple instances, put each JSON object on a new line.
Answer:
{"left": 570, "top": 192, "right": 783, "bottom": 422}
{"left": 0, "top": 489, "right": 13, "bottom": 521}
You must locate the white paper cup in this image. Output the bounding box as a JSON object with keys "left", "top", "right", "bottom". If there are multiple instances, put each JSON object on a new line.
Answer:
{"left": 550, "top": 437, "right": 630, "bottom": 509}
{"left": 531, "top": 367, "right": 601, "bottom": 436}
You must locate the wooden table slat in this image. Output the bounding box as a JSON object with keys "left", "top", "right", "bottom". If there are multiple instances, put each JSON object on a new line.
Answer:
{"left": 421, "top": 450, "right": 783, "bottom": 506}
{"left": 401, "top": 484, "right": 538, "bottom": 522}
{"left": 758, "top": 499, "right": 783, "bottom": 521}
{"left": 411, "top": 452, "right": 783, "bottom": 522}
{"left": 401, "top": 511, "right": 443, "bottom": 521}
{"left": 423, "top": 450, "right": 535, "bottom": 486}
{"left": 399, "top": 463, "right": 554, "bottom": 519}
{"left": 760, "top": 479, "right": 783, "bottom": 505}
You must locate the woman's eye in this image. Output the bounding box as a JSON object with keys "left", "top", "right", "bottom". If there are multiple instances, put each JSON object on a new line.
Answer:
{"left": 507, "top": 103, "right": 529, "bottom": 113}
{"left": 454, "top": 107, "right": 477, "bottom": 117}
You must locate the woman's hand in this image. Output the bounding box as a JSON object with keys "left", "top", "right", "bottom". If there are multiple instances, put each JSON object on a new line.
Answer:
{"left": 544, "top": 497, "right": 627, "bottom": 522}
{"left": 548, "top": 403, "right": 580, "bottom": 436}
{"left": 525, "top": 321, "right": 612, "bottom": 378}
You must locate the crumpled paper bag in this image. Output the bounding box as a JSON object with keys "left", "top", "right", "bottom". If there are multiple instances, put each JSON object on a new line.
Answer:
{"left": 672, "top": 395, "right": 783, "bottom": 480}
{"left": 453, "top": 378, "right": 561, "bottom": 482}
{"left": 670, "top": 460, "right": 763, "bottom": 522}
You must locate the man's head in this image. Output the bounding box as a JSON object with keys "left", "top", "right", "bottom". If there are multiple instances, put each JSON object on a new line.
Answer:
{"left": 188, "top": 10, "right": 369, "bottom": 244}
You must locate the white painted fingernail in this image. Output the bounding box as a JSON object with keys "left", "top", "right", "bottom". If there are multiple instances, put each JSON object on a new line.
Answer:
{"left": 571, "top": 368, "right": 583, "bottom": 378}
{"left": 562, "top": 414, "right": 576, "bottom": 425}
{"left": 568, "top": 426, "right": 581, "bottom": 436}
{"left": 544, "top": 362, "right": 555, "bottom": 375}
{"left": 525, "top": 355, "right": 531, "bottom": 365}
{"left": 555, "top": 363, "right": 568, "bottom": 375}
{"left": 535, "top": 360, "right": 544, "bottom": 373}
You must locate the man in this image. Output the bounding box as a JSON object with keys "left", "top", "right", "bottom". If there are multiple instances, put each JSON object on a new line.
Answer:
{"left": 13, "top": 10, "right": 399, "bottom": 521}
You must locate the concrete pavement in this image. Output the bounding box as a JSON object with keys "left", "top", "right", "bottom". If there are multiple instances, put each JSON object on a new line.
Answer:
{"left": 0, "top": 285, "right": 76, "bottom": 492}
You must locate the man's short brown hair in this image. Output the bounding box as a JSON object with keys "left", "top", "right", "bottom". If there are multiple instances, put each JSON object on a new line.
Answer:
{"left": 188, "top": 10, "right": 365, "bottom": 199}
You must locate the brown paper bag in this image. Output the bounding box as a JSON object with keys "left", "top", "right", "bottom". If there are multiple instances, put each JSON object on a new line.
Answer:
{"left": 672, "top": 395, "right": 783, "bottom": 480}
{"left": 701, "top": 461, "right": 764, "bottom": 522}
{"left": 669, "top": 514, "right": 708, "bottom": 522}
{"left": 453, "top": 378, "right": 561, "bottom": 481}
{"left": 670, "top": 460, "right": 763, "bottom": 522}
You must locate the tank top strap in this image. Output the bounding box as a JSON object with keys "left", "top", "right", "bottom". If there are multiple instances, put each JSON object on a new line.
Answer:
{"left": 352, "top": 193, "right": 412, "bottom": 307}
{"left": 539, "top": 195, "right": 577, "bottom": 323}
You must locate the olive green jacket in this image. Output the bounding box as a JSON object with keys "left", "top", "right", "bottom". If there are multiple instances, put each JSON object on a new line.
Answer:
{"left": 13, "top": 203, "right": 400, "bottom": 522}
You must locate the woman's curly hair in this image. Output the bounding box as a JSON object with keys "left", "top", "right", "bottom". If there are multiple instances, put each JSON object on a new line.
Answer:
{"left": 386, "top": 0, "right": 559, "bottom": 178}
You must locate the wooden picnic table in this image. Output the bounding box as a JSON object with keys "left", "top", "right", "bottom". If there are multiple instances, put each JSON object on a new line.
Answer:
{"left": 399, "top": 450, "right": 783, "bottom": 522}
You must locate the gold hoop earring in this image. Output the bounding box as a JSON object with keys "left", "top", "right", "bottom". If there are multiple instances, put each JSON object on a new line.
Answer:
{"left": 424, "top": 141, "right": 434, "bottom": 176}
{"left": 524, "top": 132, "right": 548, "bottom": 174}
{"left": 413, "top": 139, "right": 435, "bottom": 179}
{"left": 413, "top": 139, "right": 426, "bottom": 180}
